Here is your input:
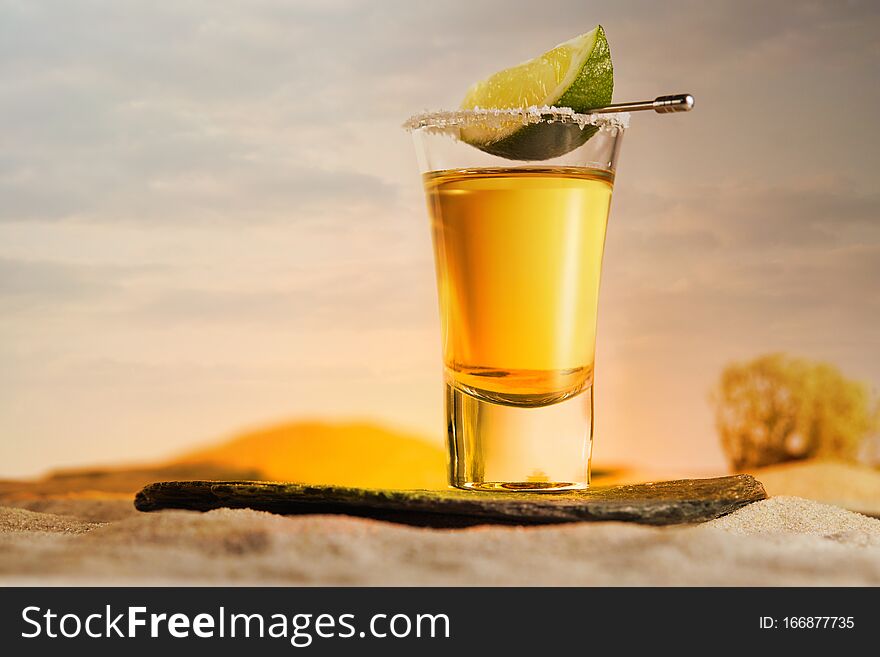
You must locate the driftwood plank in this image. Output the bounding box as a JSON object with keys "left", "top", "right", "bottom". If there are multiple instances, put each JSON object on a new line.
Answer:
{"left": 134, "top": 475, "right": 766, "bottom": 527}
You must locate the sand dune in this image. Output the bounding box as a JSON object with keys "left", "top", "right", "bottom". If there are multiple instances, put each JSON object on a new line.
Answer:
{"left": 752, "top": 461, "right": 880, "bottom": 517}
{"left": 0, "top": 420, "right": 447, "bottom": 501}
{"left": 173, "top": 420, "right": 446, "bottom": 489}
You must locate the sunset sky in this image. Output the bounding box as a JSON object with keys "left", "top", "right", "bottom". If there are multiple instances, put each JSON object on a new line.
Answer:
{"left": 2, "top": 0, "right": 879, "bottom": 478}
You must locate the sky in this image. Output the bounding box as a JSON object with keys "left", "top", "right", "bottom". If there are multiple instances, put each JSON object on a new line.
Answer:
{"left": 1, "top": 0, "right": 879, "bottom": 477}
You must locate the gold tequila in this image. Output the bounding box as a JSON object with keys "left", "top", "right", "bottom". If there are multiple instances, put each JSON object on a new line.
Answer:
{"left": 425, "top": 166, "right": 613, "bottom": 408}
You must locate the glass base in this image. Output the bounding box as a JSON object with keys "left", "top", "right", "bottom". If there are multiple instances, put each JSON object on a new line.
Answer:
{"left": 446, "top": 383, "right": 593, "bottom": 492}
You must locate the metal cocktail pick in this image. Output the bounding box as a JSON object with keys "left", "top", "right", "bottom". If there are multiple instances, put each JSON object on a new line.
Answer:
{"left": 591, "top": 93, "right": 694, "bottom": 114}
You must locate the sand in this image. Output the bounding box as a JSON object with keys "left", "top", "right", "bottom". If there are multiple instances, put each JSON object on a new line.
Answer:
{"left": 1, "top": 496, "right": 879, "bottom": 586}
{"left": 3, "top": 455, "right": 878, "bottom": 586}
{"left": 753, "top": 461, "right": 880, "bottom": 517}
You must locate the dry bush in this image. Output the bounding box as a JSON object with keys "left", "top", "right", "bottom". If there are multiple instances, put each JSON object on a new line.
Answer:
{"left": 712, "top": 354, "right": 878, "bottom": 470}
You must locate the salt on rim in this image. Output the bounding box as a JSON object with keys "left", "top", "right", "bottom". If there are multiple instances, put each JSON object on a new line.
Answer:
{"left": 402, "top": 105, "right": 630, "bottom": 133}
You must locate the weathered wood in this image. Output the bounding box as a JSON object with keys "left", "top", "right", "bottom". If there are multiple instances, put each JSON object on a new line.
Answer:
{"left": 134, "top": 475, "right": 766, "bottom": 527}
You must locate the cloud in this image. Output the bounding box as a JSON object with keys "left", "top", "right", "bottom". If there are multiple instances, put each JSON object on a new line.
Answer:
{"left": 0, "top": 256, "right": 160, "bottom": 309}
{"left": 130, "top": 257, "right": 437, "bottom": 330}
{"left": 2, "top": 0, "right": 878, "bottom": 226}
{"left": 617, "top": 180, "right": 880, "bottom": 251}
{"left": 0, "top": 1, "right": 406, "bottom": 224}
{"left": 603, "top": 179, "right": 880, "bottom": 333}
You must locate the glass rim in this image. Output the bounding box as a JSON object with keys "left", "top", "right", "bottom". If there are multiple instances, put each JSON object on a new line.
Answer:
{"left": 402, "top": 105, "right": 629, "bottom": 134}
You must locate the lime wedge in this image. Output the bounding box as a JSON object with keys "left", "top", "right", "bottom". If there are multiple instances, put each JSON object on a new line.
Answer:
{"left": 460, "top": 26, "right": 613, "bottom": 160}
